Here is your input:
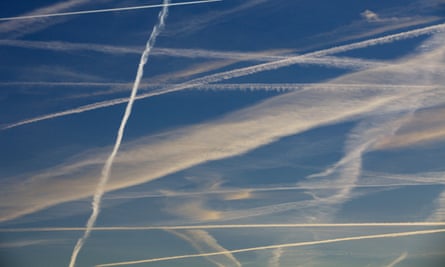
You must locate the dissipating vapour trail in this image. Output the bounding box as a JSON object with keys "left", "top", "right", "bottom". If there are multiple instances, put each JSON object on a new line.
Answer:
{"left": 67, "top": 1, "right": 170, "bottom": 267}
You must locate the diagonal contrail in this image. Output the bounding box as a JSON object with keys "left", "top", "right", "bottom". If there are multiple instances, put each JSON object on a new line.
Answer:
{"left": 67, "top": 1, "right": 170, "bottom": 267}
{"left": 0, "top": 0, "right": 221, "bottom": 21}
{"left": 385, "top": 252, "right": 408, "bottom": 267}
{"left": 96, "top": 228, "right": 445, "bottom": 266}
{"left": 2, "top": 22, "right": 444, "bottom": 131}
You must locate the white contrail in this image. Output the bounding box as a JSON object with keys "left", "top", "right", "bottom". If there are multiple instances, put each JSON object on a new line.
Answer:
{"left": 67, "top": 2, "right": 170, "bottom": 267}
{"left": 0, "top": 39, "right": 386, "bottom": 69}
{"left": 3, "top": 222, "right": 445, "bottom": 232}
{"left": 2, "top": 22, "right": 444, "bottom": 131}
{"left": 1, "top": 83, "right": 441, "bottom": 130}
{"left": 0, "top": 0, "right": 220, "bottom": 21}
{"left": 385, "top": 252, "right": 408, "bottom": 267}
{"left": 96, "top": 228, "right": 445, "bottom": 266}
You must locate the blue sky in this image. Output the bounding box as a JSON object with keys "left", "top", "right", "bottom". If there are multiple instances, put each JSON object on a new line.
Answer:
{"left": 1, "top": 0, "right": 445, "bottom": 266}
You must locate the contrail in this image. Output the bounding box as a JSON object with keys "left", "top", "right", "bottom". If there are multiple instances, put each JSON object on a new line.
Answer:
{"left": 0, "top": 0, "right": 220, "bottom": 21}
{"left": 96, "top": 228, "right": 445, "bottom": 266}
{"left": 0, "top": 39, "right": 386, "bottom": 68}
{"left": 2, "top": 83, "right": 441, "bottom": 130}
{"left": 385, "top": 252, "right": 408, "bottom": 267}
{"left": 3, "top": 222, "right": 445, "bottom": 232}
{"left": 67, "top": 2, "right": 170, "bottom": 267}
{"left": 2, "top": 22, "right": 444, "bottom": 130}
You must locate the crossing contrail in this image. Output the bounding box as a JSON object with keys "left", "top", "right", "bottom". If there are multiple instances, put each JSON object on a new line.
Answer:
{"left": 2, "top": 22, "right": 444, "bottom": 131}
{"left": 67, "top": 2, "right": 170, "bottom": 267}
{"left": 2, "top": 222, "right": 445, "bottom": 232}
{"left": 96, "top": 228, "right": 445, "bottom": 266}
{"left": 0, "top": 0, "right": 221, "bottom": 21}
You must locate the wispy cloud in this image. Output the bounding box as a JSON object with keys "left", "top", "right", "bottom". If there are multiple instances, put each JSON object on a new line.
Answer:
{"left": 168, "top": 229, "right": 242, "bottom": 267}
{"left": 268, "top": 248, "right": 283, "bottom": 267}
{"left": 0, "top": 0, "right": 91, "bottom": 38}
{"left": 0, "top": 239, "right": 60, "bottom": 248}
{"left": 95, "top": 228, "right": 445, "bottom": 266}
{"left": 373, "top": 106, "right": 445, "bottom": 150}
{"left": 361, "top": 10, "right": 380, "bottom": 22}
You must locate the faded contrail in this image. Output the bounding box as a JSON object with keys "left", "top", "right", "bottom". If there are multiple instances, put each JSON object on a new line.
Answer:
{"left": 0, "top": 0, "right": 220, "bottom": 21}
{"left": 96, "top": 228, "right": 445, "bottom": 266}
{"left": 0, "top": 39, "right": 386, "bottom": 68}
{"left": 67, "top": 2, "right": 170, "bottom": 267}
{"left": 168, "top": 229, "right": 242, "bottom": 267}
{"left": 2, "top": 22, "right": 444, "bottom": 131}
{"left": 385, "top": 252, "right": 408, "bottom": 267}
{"left": 3, "top": 222, "right": 445, "bottom": 232}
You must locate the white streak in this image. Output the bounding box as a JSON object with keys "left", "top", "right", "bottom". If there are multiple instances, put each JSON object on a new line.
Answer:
{"left": 2, "top": 22, "right": 444, "bottom": 130}
{"left": 385, "top": 252, "right": 408, "bottom": 267}
{"left": 67, "top": 2, "right": 169, "bottom": 267}
{"left": 96, "top": 228, "right": 445, "bottom": 266}
{"left": 3, "top": 222, "right": 445, "bottom": 232}
{"left": 0, "top": 0, "right": 220, "bottom": 21}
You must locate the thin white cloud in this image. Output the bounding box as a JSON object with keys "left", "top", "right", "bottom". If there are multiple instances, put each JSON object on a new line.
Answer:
{"left": 0, "top": 239, "right": 59, "bottom": 248}
{"left": 361, "top": 10, "right": 380, "bottom": 22}
{"left": 95, "top": 228, "right": 445, "bottom": 266}
{"left": 268, "top": 248, "right": 283, "bottom": 267}
{"left": 373, "top": 106, "right": 445, "bottom": 149}
{"left": 429, "top": 190, "right": 445, "bottom": 221}
{"left": 0, "top": 0, "right": 92, "bottom": 38}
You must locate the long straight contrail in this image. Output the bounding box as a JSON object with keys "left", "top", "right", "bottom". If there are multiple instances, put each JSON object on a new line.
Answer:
{"left": 0, "top": 0, "right": 220, "bottom": 21}
{"left": 2, "top": 22, "right": 444, "bottom": 131}
{"left": 67, "top": 2, "right": 170, "bottom": 267}
{"left": 96, "top": 228, "right": 445, "bottom": 266}
{"left": 3, "top": 222, "right": 445, "bottom": 232}
{"left": 0, "top": 39, "right": 386, "bottom": 68}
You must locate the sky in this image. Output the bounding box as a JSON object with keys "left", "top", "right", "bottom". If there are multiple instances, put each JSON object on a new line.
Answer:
{"left": 0, "top": 0, "right": 445, "bottom": 266}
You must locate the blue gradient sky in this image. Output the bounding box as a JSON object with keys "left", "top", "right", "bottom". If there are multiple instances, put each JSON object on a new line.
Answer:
{"left": 1, "top": 0, "right": 445, "bottom": 266}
